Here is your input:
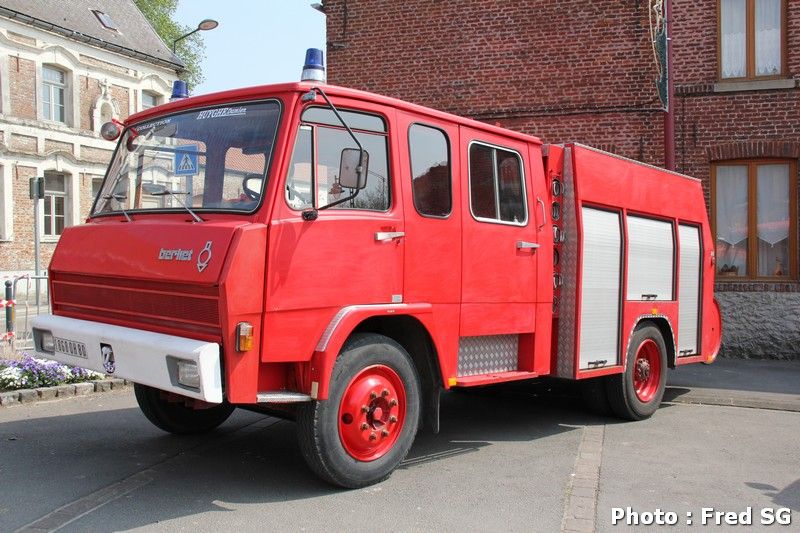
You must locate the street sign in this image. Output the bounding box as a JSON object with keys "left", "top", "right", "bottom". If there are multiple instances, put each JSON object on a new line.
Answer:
{"left": 174, "top": 145, "right": 199, "bottom": 176}
{"left": 29, "top": 176, "right": 44, "bottom": 199}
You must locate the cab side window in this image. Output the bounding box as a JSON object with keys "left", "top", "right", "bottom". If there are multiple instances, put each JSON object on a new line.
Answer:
{"left": 408, "top": 124, "right": 451, "bottom": 218}
{"left": 468, "top": 143, "right": 527, "bottom": 224}
{"left": 285, "top": 107, "right": 390, "bottom": 211}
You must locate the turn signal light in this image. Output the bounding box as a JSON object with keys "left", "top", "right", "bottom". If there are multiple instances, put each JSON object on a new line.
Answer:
{"left": 236, "top": 322, "right": 254, "bottom": 352}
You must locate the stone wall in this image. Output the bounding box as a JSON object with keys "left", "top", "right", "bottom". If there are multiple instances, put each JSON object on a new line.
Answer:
{"left": 716, "top": 292, "right": 800, "bottom": 360}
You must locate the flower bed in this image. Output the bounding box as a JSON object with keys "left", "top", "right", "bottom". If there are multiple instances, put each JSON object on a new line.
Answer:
{"left": 0, "top": 354, "right": 104, "bottom": 391}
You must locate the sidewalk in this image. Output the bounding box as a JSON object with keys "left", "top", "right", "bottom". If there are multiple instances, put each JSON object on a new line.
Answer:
{"left": 666, "top": 357, "right": 800, "bottom": 412}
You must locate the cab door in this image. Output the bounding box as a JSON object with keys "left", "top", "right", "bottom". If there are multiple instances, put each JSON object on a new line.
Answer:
{"left": 458, "top": 128, "right": 538, "bottom": 370}
{"left": 263, "top": 104, "right": 403, "bottom": 361}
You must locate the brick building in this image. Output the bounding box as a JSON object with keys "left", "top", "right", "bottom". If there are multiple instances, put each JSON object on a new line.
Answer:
{"left": 0, "top": 0, "right": 181, "bottom": 279}
{"left": 321, "top": 0, "right": 800, "bottom": 358}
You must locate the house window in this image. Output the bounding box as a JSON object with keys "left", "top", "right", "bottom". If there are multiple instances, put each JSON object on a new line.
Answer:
{"left": 91, "top": 177, "right": 104, "bottom": 199}
{"left": 719, "top": 0, "right": 784, "bottom": 79}
{"left": 43, "top": 172, "right": 68, "bottom": 237}
{"left": 42, "top": 66, "right": 66, "bottom": 123}
{"left": 713, "top": 160, "right": 797, "bottom": 279}
{"left": 92, "top": 10, "right": 118, "bottom": 31}
{"left": 142, "top": 91, "right": 160, "bottom": 110}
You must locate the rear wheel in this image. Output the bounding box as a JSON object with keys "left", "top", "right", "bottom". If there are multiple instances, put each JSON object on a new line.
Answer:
{"left": 297, "top": 333, "right": 421, "bottom": 488}
{"left": 134, "top": 384, "right": 235, "bottom": 434}
{"left": 605, "top": 324, "right": 667, "bottom": 421}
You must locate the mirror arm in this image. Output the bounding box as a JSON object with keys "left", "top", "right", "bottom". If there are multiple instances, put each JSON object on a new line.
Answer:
{"left": 317, "top": 190, "right": 359, "bottom": 211}
{"left": 310, "top": 87, "right": 366, "bottom": 187}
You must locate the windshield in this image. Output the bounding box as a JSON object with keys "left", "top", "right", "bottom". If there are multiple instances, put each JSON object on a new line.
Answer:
{"left": 92, "top": 100, "right": 281, "bottom": 216}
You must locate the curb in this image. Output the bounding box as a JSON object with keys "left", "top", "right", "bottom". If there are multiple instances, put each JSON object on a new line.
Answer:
{"left": 664, "top": 386, "right": 800, "bottom": 412}
{"left": 0, "top": 378, "right": 131, "bottom": 407}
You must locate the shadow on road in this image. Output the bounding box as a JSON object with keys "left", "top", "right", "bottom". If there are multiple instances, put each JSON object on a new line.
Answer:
{"left": 0, "top": 382, "right": 614, "bottom": 530}
{"left": 745, "top": 480, "right": 800, "bottom": 512}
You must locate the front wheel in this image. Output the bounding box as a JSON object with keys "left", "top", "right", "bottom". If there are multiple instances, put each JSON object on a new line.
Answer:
{"left": 134, "top": 384, "right": 235, "bottom": 435}
{"left": 605, "top": 324, "right": 668, "bottom": 421}
{"left": 297, "top": 333, "right": 421, "bottom": 488}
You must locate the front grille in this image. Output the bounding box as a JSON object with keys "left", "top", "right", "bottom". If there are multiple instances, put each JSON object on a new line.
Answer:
{"left": 51, "top": 273, "right": 221, "bottom": 336}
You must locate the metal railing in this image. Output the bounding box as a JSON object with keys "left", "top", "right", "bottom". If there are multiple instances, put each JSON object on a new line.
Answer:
{"left": 3, "top": 274, "right": 50, "bottom": 353}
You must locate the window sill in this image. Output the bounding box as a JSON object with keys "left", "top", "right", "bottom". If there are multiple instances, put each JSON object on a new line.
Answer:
{"left": 715, "top": 280, "right": 800, "bottom": 293}
{"left": 713, "top": 78, "right": 796, "bottom": 93}
{"left": 41, "top": 236, "right": 61, "bottom": 244}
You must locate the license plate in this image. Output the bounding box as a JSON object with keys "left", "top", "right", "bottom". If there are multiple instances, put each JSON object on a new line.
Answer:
{"left": 54, "top": 337, "right": 88, "bottom": 358}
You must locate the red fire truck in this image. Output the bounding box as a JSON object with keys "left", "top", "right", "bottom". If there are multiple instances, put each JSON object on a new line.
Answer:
{"left": 32, "top": 53, "right": 721, "bottom": 488}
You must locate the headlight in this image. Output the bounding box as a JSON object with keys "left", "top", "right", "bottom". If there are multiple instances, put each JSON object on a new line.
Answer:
{"left": 35, "top": 329, "right": 55, "bottom": 353}
{"left": 176, "top": 359, "right": 200, "bottom": 389}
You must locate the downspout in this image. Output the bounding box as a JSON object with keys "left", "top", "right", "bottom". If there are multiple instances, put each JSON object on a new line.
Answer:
{"left": 664, "top": 0, "right": 676, "bottom": 170}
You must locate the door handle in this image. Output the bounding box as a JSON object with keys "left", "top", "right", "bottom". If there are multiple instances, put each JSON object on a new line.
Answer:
{"left": 516, "top": 240, "right": 540, "bottom": 250}
{"left": 536, "top": 197, "right": 546, "bottom": 231}
{"left": 375, "top": 231, "right": 405, "bottom": 242}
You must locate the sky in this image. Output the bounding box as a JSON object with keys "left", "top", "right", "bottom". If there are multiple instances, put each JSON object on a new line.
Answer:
{"left": 174, "top": 1, "right": 326, "bottom": 95}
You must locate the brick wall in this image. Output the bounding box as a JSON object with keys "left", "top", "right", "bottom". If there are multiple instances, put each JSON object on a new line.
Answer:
{"left": 78, "top": 77, "right": 130, "bottom": 132}
{"left": 1, "top": 166, "right": 56, "bottom": 271}
{"left": 325, "top": 0, "right": 800, "bottom": 357}
{"left": 324, "top": 0, "right": 799, "bottom": 279}
{"left": 9, "top": 56, "right": 36, "bottom": 119}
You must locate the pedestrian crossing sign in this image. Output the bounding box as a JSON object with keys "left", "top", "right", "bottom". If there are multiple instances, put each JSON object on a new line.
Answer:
{"left": 174, "top": 144, "right": 199, "bottom": 176}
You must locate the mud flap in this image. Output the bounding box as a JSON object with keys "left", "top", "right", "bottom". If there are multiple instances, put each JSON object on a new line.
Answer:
{"left": 424, "top": 385, "right": 441, "bottom": 434}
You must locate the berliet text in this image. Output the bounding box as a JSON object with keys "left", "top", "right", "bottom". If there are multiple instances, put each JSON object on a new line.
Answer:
{"left": 158, "top": 248, "right": 193, "bottom": 261}
{"left": 611, "top": 507, "right": 792, "bottom": 526}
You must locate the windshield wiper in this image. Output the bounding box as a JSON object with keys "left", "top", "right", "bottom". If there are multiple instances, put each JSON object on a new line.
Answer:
{"left": 152, "top": 190, "right": 203, "bottom": 223}
{"left": 102, "top": 193, "right": 132, "bottom": 222}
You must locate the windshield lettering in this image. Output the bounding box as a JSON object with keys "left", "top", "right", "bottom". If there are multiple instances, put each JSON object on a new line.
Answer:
{"left": 196, "top": 107, "right": 247, "bottom": 120}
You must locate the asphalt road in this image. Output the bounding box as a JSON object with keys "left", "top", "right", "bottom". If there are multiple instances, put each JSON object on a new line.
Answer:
{"left": 0, "top": 383, "right": 797, "bottom": 532}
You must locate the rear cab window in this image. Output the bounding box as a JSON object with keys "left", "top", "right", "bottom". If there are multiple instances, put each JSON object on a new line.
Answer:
{"left": 468, "top": 142, "right": 527, "bottom": 225}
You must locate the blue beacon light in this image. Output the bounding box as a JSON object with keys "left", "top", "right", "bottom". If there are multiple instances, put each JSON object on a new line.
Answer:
{"left": 301, "top": 48, "right": 326, "bottom": 82}
{"left": 170, "top": 80, "right": 188, "bottom": 101}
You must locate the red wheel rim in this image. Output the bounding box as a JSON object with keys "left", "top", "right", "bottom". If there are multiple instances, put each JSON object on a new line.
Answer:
{"left": 338, "top": 364, "right": 406, "bottom": 462}
{"left": 633, "top": 339, "right": 661, "bottom": 403}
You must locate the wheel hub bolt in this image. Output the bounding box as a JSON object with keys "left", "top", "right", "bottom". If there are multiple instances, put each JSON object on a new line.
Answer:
{"left": 370, "top": 391, "right": 378, "bottom": 399}
{"left": 381, "top": 429, "right": 389, "bottom": 437}
{"left": 389, "top": 399, "right": 398, "bottom": 407}
{"left": 369, "top": 432, "right": 377, "bottom": 441}
{"left": 361, "top": 405, "right": 369, "bottom": 413}
{"left": 360, "top": 423, "right": 369, "bottom": 430}
{"left": 389, "top": 415, "right": 397, "bottom": 424}
{"left": 381, "top": 389, "right": 390, "bottom": 397}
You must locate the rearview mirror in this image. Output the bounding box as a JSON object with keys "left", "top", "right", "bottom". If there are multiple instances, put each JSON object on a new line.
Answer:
{"left": 339, "top": 148, "right": 368, "bottom": 190}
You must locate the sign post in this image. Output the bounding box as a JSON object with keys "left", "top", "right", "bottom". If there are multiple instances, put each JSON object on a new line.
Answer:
{"left": 29, "top": 177, "right": 44, "bottom": 305}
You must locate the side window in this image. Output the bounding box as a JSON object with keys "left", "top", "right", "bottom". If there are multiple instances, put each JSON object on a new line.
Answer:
{"left": 285, "top": 107, "right": 390, "bottom": 211}
{"left": 408, "top": 124, "right": 451, "bottom": 217}
{"left": 286, "top": 125, "right": 313, "bottom": 209}
{"left": 469, "top": 143, "right": 527, "bottom": 224}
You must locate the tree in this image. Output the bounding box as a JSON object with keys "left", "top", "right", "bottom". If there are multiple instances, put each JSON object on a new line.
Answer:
{"left": 134, "top": 0, "right": 205, "bottom": 90}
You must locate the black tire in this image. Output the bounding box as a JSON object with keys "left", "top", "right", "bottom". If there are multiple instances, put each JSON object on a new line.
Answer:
{"left": 605, "top": 324, "right": 668, "bottom": 421}
{"left": 134, "top": 383, "right": 235, "bottom": 435}
{"left": 296, "top": 333, "right": 421, "bottom": 488}
{"left": 580, "top": 376, "right": 613, "bottom": 416}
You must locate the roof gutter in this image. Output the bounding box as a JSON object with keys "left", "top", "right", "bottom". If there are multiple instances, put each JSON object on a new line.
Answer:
{"left": 0, "top": 6, "right": 184, "bottom": 72}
